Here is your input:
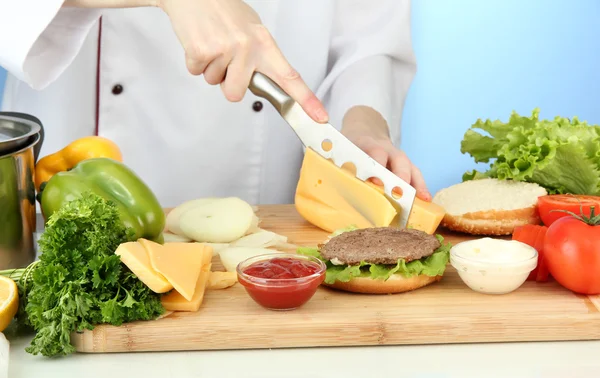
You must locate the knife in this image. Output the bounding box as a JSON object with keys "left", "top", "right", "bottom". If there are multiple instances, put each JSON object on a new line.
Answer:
{"left": 248, "top": 72, "right": 416, "bottom": 228}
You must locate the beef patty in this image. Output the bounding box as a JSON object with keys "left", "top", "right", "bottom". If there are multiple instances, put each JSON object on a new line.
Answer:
{"left": 320, "top": 227, "right": 441, "bottom": 265}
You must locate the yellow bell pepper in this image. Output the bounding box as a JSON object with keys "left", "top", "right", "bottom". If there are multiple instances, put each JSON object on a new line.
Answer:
{"left": 34, "top": 136, "right": 123, "bottom": 192}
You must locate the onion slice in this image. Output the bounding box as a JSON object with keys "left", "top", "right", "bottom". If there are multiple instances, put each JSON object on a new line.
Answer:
{"left": 166, "top": 198, "right": 217, "bottom": 235}
{"left": 230, "top": 229, "right": 287, "bottom": 248}
{"left": 219, "top": 247, "right": 283, "bottom": 272}
{"left": 179, "top": 197, "right": 254, "bottom": 243}
{"left": 163, "top": 233, "right": 193, "bottom": 243}
{"left": 202, "top": 243, "right": 230, "bottom": 256}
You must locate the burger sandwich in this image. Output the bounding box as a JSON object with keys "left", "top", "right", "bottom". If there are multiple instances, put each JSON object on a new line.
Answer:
{"left": 298, "top": 226, "right": 452, "bottom": 294}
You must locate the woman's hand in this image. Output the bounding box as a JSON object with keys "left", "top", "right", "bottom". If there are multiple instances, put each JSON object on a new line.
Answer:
{"left": 352, "top": 135, "right": 431, "bottom": 201}
{"left": 159, "top": 0, "right": 328, "bottom": 123}
{"left": 342, "top": 106, "right": 431, "bottom": 201}
{"left": 64, "top": 0, "right": 328, "bottom": 122}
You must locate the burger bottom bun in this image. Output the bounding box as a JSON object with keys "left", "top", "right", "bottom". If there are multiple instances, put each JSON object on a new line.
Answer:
{"left": 441, "top": 206, "right": 540, "bottom": 236}
{"left": 323, "top": 274, "right": 442, "bottom": 294}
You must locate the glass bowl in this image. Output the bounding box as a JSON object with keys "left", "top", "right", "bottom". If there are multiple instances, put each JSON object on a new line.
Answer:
{"left": 236, "top": 253, "right": 326, "bottom": 310}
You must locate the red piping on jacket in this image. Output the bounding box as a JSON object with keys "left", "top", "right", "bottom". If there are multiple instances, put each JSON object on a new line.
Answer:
{"left": 94, "top": 17, "right": 103, "bottom": 136}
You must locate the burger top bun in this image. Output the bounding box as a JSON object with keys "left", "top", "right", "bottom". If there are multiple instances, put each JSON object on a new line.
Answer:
{"left": 432, "top": 178, "right": 547, "bottom": 236}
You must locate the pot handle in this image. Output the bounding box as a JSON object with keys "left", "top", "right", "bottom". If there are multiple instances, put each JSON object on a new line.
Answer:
{"left": 0, "top": 111, "right": 45, "bottom": 161}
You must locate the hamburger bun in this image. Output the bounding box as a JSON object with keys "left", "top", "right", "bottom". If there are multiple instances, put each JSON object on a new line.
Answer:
{"left": 323, "top": 274, "right": 442, "bottom": 294}
{"left": 432, "top": 178, "right": 547, "bottom": 235}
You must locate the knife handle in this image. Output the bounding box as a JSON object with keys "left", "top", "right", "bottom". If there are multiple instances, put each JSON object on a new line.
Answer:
{"left": 248, "top": 72, "right": 294, "bottom": 115}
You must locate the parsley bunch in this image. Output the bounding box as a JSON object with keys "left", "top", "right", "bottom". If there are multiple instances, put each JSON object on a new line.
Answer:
{"left": 23, "top": 192, "right": 164, "bottom": 357}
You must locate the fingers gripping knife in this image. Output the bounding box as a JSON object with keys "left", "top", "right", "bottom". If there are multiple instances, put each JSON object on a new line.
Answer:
{"left": 248, "top": 72, "right": 417, "bottom": 228}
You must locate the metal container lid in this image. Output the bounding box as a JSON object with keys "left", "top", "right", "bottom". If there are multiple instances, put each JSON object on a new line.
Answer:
{"left": 0, "top": 113, "right": 42, "bottom": 156}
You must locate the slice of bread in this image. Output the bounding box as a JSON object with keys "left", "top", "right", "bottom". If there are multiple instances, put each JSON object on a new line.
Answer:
{"left": 432, "top": 178, "right": 547, "bottom": 235}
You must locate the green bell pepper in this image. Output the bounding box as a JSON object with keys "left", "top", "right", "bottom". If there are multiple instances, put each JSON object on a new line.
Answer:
{"left": 39, "top": 157, "right": 165, "bottom": 243}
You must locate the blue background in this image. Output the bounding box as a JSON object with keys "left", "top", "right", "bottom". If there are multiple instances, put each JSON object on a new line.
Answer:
{"left": 402, "top": 0, "right": 600, "bottom": 195}
{"left": 1, "top": 0, "right": 599, "bottom": 195}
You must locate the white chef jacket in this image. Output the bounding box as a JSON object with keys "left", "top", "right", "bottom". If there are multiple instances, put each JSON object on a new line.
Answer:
{"left": 0, "top": 0, "right": 416, "bottom": 208}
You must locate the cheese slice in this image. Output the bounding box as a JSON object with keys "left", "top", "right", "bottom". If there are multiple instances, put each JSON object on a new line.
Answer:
{"left": 161, "top": 263, "right": 212, "bottom": 312}
{"left": 139, "top": 239, "right": 206, "bottom": 301}
{"left": 294, "top": 148, "right": 445, "bottom": 234}
{"left": 115, "top": 242, "right": 173, "bottom": 293}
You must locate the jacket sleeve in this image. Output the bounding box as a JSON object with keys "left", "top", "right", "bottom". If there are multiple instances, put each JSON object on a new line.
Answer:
{"left": 316, "top": 0, "right": 417, "bottom": 146}
{"left": 0, "top": 1, "right": 102, "bottom": 90}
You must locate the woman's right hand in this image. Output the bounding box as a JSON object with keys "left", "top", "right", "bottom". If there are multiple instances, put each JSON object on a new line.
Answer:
{"left": 159, "top": 0, "right": 328, "bottom": 123}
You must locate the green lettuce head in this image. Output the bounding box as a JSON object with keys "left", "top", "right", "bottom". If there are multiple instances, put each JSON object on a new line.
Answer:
{"left": 461, "top": 108, "right": 600, "bottom": 195}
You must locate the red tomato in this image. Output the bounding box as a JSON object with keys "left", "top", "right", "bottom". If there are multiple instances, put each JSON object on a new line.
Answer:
{"left": 537, "top": 195, "right": 600, "bottom": 226}
{"left": 544, "top": 214, "right": 600, "bottom": 295}
{"left": 536, "top": 253, "right": 550, "bottom": 282}
{"left": 512, "top": 224, "right": 549, "bottom": 282}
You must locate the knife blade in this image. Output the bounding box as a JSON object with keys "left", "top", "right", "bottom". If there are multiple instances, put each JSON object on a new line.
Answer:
{"left": 248, "top": 72, "right": 416, "bottom": 228}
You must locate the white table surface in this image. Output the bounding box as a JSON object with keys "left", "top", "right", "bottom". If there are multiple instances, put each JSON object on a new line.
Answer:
{"left": 6, "top": 333, "right": 600, "bottom": 378}
{"left": 5, "top": 218, "right": 599, "bottom": 378}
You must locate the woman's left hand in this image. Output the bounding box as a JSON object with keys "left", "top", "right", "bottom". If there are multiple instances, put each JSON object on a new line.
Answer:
{"left": 341, "top": 106, "right": 431, "bottom": 202}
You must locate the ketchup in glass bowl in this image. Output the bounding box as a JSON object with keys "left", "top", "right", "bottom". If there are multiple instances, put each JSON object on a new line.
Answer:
{"left": 236, "top": 253, "right": 326, "bottom": 311}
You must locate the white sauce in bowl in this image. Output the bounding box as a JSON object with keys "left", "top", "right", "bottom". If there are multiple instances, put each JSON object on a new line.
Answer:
{"left": 450, "top": 238, "right": 537, "bottom": 294}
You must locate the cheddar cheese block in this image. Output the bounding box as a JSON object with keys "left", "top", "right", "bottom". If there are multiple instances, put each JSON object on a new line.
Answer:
{"left": 294, "top": 148, "right": 445, "bottom": 234}
{"left": 407, "top": 198, "right": 446, "bottom": 234}
{"left": 295, "top": 148, "right": 397, "bottom": 232}
{"left": 115, "top": 242, "right": 173, "bottom": 293}
{"left": 139, "top": 239, "right": 207, "bottom": 301}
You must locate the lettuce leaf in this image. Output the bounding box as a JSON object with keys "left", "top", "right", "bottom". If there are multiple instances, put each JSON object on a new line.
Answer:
{"left": 461, "top": 108, "right": 600, "bottom": 195}
{"left": 296, "top": 246, "right": 324, "bottom": 261}
{"left": 329, "top": 224, "right": 359, "bottom": 238}
{"left": 325, "top": 262, "right": 367, "bottom": 284}
{"left": 297, "top": 235, "right": 451, "bottom": 285}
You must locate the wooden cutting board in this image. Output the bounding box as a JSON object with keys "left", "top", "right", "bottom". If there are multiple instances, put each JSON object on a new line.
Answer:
{"left": 71, "top": 205, "right": 600, "bottom": 353}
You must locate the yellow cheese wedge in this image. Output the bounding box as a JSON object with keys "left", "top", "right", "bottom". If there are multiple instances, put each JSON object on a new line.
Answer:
{"left": 407, "top": 198, "right": 446, "bottom": 234}
{"left": 295, "top": 148, "right": 397, "bottom": 232}
{"left": 161, "top": 263, "right": 212, "bottom": 312}
{"left": 294, "top": 148, "right": 445, "bottom": 234}
{"left": 115, "top": 242, "right": 173, "bottom": 293}
{"left": 139, "top": 239, "right": 206, "bottom": 301}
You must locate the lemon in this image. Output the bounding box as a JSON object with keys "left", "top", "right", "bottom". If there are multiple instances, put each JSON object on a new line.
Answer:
{"left": 0, "top": 276, "right": 18, "bottom": 332}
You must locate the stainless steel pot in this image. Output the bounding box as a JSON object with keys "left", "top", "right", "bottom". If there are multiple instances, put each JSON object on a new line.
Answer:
{"left": 0, "top": 113, "right": 41, "bottom": 155}
{"left": 0, "top": 112, "right": 44, "bottom": 270}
